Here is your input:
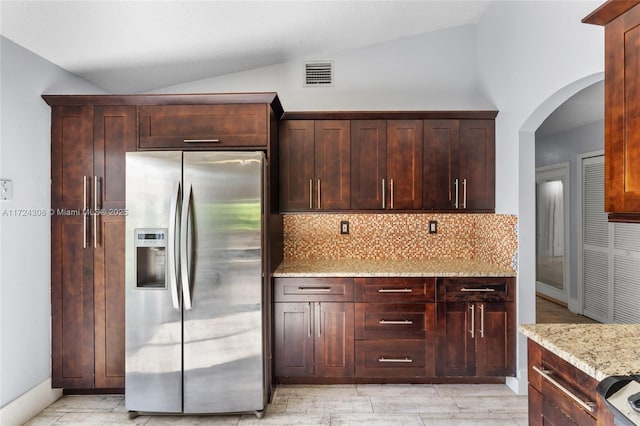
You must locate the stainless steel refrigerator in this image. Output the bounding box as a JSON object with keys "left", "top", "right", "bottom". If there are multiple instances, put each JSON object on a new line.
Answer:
{"left": 125, "top": 151, "right": 266, "bottom": 417}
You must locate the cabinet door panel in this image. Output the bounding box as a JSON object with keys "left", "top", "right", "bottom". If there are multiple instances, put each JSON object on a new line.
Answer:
{"left": 93, "top": 106, "right": 137, "bottom": 210}
{"left": 51, "top": 215, "right": 94, "bottom": 389}
{"left": 387, "top": 120, "right": 423, "bottom": 209}
{"left": 314, "top": 121, "right": 350, "bottom": 210}
{"left": 51, "top": 106, "right": 93, "bottom": 209}
{"left": 94, "top": 215, "right": 125, "bottom": 388}
{"left": 459, "top": 120, "right": 495, "bottom": 211}
{"left": 315, "top": 302, "right": 354, "bottom": 377}
{"left": 274, "top": 303, "right": 314, "bottom": 377}
{"left": 423, "top": 119, "right": 459, "bottom": 210}
{"left": 475, "top": 302, "right": 515, "bottom": 376}
{"left": 351, "top": 120, "right": 386, "bottom": 209}
{"left": 279, "top": 121, "right": 315, "bottom": 211}
{"left": 355, "top": 303, "right": 434, "bottom": 340}
{"left": 436, "top": 302, "right": 474, "bottom": 376}
{"left": 139, "top": 104, "right": 268, "bottom": 148}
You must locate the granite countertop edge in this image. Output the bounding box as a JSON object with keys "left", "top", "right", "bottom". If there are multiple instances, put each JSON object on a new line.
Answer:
{"left": 272, "top": 258, "right": 517, "bottom": 278}
{"left": 520, "top": 323, "right": 640, "bottom": 381}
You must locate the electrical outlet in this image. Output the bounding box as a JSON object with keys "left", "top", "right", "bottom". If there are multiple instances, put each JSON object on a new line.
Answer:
{"left": 428, "top": 220, "right": 437, "bottom": 234}
{"left": 340, "top": 221, "right": 349, "bottom": 235}
{"left": 0, "top": 179, "right": 13, "bottom": 201}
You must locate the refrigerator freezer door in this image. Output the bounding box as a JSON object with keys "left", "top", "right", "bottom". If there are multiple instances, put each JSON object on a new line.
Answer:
{"left": 125, "top": 152, "right": 183, "bottom": 413}
{"left": 182, "top": 151, "right": 265, "bottom": 414}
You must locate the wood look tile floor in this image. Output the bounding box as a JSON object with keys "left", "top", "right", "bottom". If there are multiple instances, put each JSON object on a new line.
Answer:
{"left": 25, "top": 297, "right": 592, "bottom": 425}
{"left": 24, "top": 384, "right": 528, "bottom": 425}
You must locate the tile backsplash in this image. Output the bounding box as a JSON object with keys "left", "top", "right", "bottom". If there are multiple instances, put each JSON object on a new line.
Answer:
{"left": 283, "top": 213, "right": 518, "bottom": 271}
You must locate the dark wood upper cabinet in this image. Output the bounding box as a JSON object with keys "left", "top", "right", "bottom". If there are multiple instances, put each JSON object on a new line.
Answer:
{"left": 351, "top": 120, "right": 387, "bottom": 209}
{"left": 138, "top": 104, "right": 270, "bottom": 149}
{"left": 351, "top": 120, "right": 423, "bottom": 210}
{"left": 584, "top": 1, "right": 640, "bottom": 221}
{"left": 279, "top": 120, "right": 350, "bottom": 211}
{"left": 424, "top": 119, "right": 495, "bottom": 212}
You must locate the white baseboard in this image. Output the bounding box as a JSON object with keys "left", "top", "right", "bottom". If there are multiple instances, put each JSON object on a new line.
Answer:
{"left": 506, "top": 369, "right": 528, "bottom": 396}
{"left": 0, "top": 378, "right": 62, "bottom": 426}
{"left": 568, "top": 296, "right": 581, "bottom": 314}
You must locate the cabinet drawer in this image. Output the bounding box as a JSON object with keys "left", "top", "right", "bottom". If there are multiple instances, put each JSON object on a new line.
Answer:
{"left": 527, "top": 340, "right": 600, "bottom": 425}
{"left": 355, "top": 340, "right": 430, "bottom": 378}
{"left": 355, "top": 303, "right": 435, "bottom": 340}
{"left": 139, "top": 104, "right": 268, "bottom": 149}
{"left": 437, "top": 277, "right": 514, "bottom": 302}
{"left": 274, "top": 278, "right": 354, "bottom": 302}
{"left": 355, "top": 278, "right": 435, "bottom": 302}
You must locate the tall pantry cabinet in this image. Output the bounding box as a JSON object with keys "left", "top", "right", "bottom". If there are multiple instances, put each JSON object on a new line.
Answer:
{"left": 46, "top": 99, "right": 136, "bottom": 389}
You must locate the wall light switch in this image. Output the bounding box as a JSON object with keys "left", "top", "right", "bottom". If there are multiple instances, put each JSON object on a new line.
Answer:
{"left": 428, "top": 220, "right": 437, "bottom": 234}
{"left": 0, "top": 179, "right": 13, "bottom": 201}
{"left": 340, "top": 221, "right": 349, "bottom": 235}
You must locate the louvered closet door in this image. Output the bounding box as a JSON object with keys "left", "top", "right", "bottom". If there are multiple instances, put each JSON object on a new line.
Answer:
{"left": 613, "top": 223, "right": 640, "bottom": 323}
{"left": 582, "top": 156, "right": 610, "bottom": 323}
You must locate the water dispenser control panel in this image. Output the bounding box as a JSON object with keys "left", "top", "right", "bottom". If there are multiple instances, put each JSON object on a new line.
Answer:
{"left": 135, "top": 228, "right": 167, "bottom": 289}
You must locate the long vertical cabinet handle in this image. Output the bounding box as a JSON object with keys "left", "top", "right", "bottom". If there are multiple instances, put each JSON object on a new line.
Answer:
{"left": 462, "top": 178, "right": 467, "bottom": 209}
{"left": 309, "top": 179, "right": 313, "bottom": 209}
{"left": 454, "top": 178, "right": 460, "bottom": 209}
{"left": 317, "top": 179, "right": 321, "bottom": 209}
{"left": 181, "top": 183, "right": 193, "bottom": 310}
{"left": 479, "top": 303, "right": 485, "bottom": 338}
{"left": 390, "top": 179, "right": 394, "bottom": 209}
{"left": 168, "top": 181, "right": 181, "bottom": 310}
{"left": 316, "top": 302, "right": 322, "bottom": 337}
{"left": 307, "top": 303, "right": 312, "bottom": 338}
{"left": 469, "top": 304, "right": 475, "bottom": 338}
{"left": 93, "top": 176, "right": 102, "bottom": 248}
{"left": 382, "top": 179, "right": 386, "bottom": 209}
{"left": 83, "top": 176, "right": 88, "bottom": 249}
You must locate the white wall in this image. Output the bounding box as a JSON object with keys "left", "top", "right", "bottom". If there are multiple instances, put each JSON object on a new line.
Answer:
{"left": 0, "top": 36, "right": 104, "bottom": 423}
{"left": 476, "top": 0, "right": 604, "bottom": 393}
{"left": 153, "top": 24, "right": 495, "bottom": 111}
{"left": 536, "top": 120, "right": 604, "bottom": 306}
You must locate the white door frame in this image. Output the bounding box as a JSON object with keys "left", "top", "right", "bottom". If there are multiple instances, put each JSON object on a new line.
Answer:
{"left": 535, "top": 162, "right": 570, "bottom": 304}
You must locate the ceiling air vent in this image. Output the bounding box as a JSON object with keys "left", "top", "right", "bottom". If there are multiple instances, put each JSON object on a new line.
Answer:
{"left": 304, "top": 61, "right": 333, "bottom": 87}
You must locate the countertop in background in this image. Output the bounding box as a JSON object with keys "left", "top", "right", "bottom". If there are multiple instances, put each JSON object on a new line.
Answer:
{"left": 273, "top": 258, "right": 517, "bottom": 278}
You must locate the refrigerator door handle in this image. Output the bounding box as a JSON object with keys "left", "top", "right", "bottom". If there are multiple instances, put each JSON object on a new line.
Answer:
{"left": 168, "top": 181, "right": 181, "bottom": 310}
{"left": 181, "top": 182, "right": 193, "bottom": 310}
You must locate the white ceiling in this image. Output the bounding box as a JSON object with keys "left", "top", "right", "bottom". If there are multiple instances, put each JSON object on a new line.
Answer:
{"left": 1, "top": 0, "right": 603, "bottom": 134}
{"left": 0, "top": 0, "right": 493, "bottom": 93}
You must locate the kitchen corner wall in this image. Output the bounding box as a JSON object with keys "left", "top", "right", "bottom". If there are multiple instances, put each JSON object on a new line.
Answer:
{"left": 283, "top": 213, "right": 518, "bottom": 271}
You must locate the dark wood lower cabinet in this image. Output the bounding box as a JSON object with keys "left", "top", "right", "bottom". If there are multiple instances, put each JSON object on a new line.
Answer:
{"left": 527, "top": 339, "right": 614, "bottom": 426}
{"left": 274, "top": 276, "right": 514, "bottom": 383}
{"left": 273, "top": 295, "right": 354, "bottom": 380}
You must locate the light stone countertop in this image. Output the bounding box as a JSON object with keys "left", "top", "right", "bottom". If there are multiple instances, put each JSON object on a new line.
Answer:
{"left": 273, "top": 258, "right": 516, "bottom": 277}
{"left": 520, "top": 323, "right": 640, "bottom": 381}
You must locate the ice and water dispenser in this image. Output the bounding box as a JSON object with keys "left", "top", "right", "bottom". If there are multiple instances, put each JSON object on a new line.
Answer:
{"left": 135, "top": 229, "right": 167, "bottom": 289}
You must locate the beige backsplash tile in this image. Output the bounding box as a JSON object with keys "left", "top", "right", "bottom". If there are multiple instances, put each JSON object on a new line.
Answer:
{"left": 283, "top": 213, "right": 518, "bottom": 271}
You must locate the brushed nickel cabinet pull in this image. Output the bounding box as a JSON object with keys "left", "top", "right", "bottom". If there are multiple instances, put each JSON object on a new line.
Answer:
{"left": 317, "top": 302, "right": 322, "bottom": 337}
{"left": 382, "top": 178, "right": 386, "bottom": 209}
{"left": 317, "top": 179, "right": 321, "bottom": 209}
{"left": 533, "top": 366, "right": 596, "bottom": 412}
{"left": 379, "top": 357, "right": 413, "bottom": 363}
{"left": 379, "top": 320, "right": 413, "bottom": 325}
{"left": 83, "top": 176, "right": 88, "bottom": 249}
{"left": 462, "top": 178, "right": 467, "bottom": 209}
{"left": 460, "top": 288, "right": 496, "bottom": 292}
{"left": 469, "top": 304, "right": 475, "bottom": 338}
{"left": 183, "top": 139, "right": 221, "bottom": 143}
{"left": 307, "top": 303, "right": 312, "bottom": 338}
{"left": 298, "top": 287, "right": 332, "bottom": 292}
{"left": 479, "top": 303, "right": 485, "bottom": 338}
{"left": 390, "top": 179, "right": 394, "bottom": 209}
{"left": 378, "top": 288, "right": 412, "bottom": 293}
{"left": 454, "top": 178, "right": 459, "bottom": 209}
{"left": 309, "top": 179, "right": 313, "bottom": 209}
